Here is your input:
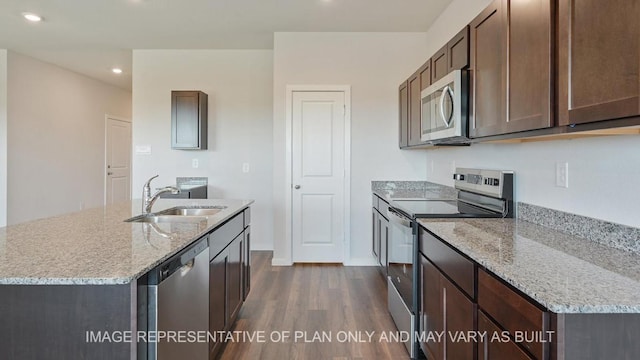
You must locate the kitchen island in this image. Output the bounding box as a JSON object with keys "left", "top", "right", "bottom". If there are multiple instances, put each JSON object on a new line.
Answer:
{"left": 0, "top": 198, "right": 253, "bottom": 360}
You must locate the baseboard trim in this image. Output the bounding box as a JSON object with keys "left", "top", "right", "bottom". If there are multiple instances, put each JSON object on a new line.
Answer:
{"left": 271, "top": 258, "right": 293, "bottom": 266}
{"left": 344, "top": 257, "right": 378, "bottom": 266}
{"left": 249, "top": 243, "right": 273, "bottom": 251}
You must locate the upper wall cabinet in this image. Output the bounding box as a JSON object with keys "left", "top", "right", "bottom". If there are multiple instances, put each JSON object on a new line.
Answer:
{"left": 171, "top": 91, "right": 208, "bottom": 150}
{"left": 431, "top": 46, "right": 449, "bottom": 84}
{"left": 408, "top": 60, "right": 433, "bottom": 146}
{"left": 399, "top": 81, "right": 409, "bottom": 148}
{"left": 469, "top": 0, "right": 553, "bottom": 138}
{"left": 558, "top": 0, "right": 640, "bottom": 126}
{"left": 448, "top": 27, "right": 470, "bottom": 73}
{"left": 432, "top": 27, "right": 470, "bottom": 84}
{"left": 400, "top": 27, "right": 468, "bottom": 149}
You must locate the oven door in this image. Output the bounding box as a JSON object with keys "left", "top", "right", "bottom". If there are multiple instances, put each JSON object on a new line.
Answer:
{"left": 420, "top": 69, "right": 467, "bottom": 143}
{"left": 387, "top": 207, "right": 414, "bottom": 310}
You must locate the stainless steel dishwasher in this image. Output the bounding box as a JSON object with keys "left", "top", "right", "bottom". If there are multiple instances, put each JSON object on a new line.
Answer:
{"left": 142, "top": 236, "right": 209, "bottom": 360}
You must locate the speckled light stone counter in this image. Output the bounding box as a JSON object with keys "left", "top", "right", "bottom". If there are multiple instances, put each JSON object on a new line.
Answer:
{"left": 0, "top": 199, "right": 252, "bottom": 285}
{"left": 372, "top": 181, "right": 457, "bottom": 201}
{"left": 417, "top": 218, "right": 640, "bottom": 314}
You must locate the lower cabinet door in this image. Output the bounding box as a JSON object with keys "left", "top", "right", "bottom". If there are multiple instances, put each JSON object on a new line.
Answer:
{"left": 478, "top": 310, "right": 533, "bottom": 360}
{"left": 209, "top": 251, "right": 228, "bottom": 357}
{"left": 243, "top": 227, "right": 251, "bottom": 300}
{"left": 443, "top": 276, "right": 475, "bottom": 360}
{"left": 227, "top": 234, "right": 243, "bottom": 325}
{"left": 380, "top": 217, "right": 388, "bottom": 274}
{"left": 372, "top": 211, "right": 380, "bottom": 260}
{"left": 420, "top": 255, "right": 443, "bottom": 359}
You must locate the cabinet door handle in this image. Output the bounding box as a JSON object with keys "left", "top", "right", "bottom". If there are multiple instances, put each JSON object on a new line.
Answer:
{"left": 294, "top": 185, "right": 301, "bottom": 189}
{"left": 107, "top": 172, "right": 113, "bottom": 175}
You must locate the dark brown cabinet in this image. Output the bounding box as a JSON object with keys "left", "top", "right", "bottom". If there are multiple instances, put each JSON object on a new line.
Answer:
{"left": 478, "top": 310, "right": 533, "bottom": 360}
{"left": 408, "top": 71, "right": 422, "bottom": 146}
{"left": 469, "top": 0, "right": 553, "bottom": 138}
{"left": 448, "top": 27, "right": 470, "bottom": 73}
{"left": 209, "top": 210, "right": 249, "bottom": 359}
{"left": 242, "top": 226, "right": 251, "bottom": 300}
{"left": 432, "top": 46, "right": 449, "bottom": 83}
{"left": 406, "top": 60, "right": 433, "bottom": 147}
{"left": 398, "top": 81, "right": 409, "bottom": 148}
{"left": 432, "top": 27, "right": 470, "bottom": 84}
{"left": 558, "top": 0, "right": 640, "bottom": 125}
{"left": 372, "top": 195, "right": 388, "bottom": 274}
{"left": 209, "top": 250, "right": 228, "bottom": 357}
{"left": 420, "top": 254, "right": 443, "bottom": 359}
{"left": 478, "top": 268, "right": 549, "bottom": 359}
{"left": 227, "top": 233, "right": 243, "bottom": 324}
{"left": 419, "top": 253, "right": 475, "bottom": 360}
{"left": 171, "top": 90, "right": 208, "bottom": 150}
{"left": 400, "top": 27, "right": 469, "bottom": 149}
{"left": 420, "top": 59, "right": 432, "bottom": 91}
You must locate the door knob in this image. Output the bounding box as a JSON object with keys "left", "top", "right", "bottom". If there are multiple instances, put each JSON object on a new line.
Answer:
{"left": 294, "top": 185, "right": 301, "bottom": 189}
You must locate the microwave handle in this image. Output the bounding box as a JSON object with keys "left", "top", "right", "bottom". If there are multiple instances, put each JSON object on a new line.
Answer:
{"left": 439, "top": 85, "right": 454, "bottom": 128}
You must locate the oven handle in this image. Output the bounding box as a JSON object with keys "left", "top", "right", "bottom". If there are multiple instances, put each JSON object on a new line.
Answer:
{"left": 387, "top": 207, "right": 413, "bottom": 228}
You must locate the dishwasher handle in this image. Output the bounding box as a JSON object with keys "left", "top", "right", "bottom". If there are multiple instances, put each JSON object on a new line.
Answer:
{"left": 159, "top": 237, "right": 208, "bottom": 282}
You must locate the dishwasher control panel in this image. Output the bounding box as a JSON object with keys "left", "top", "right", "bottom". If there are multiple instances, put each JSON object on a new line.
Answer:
{"left": 158, "top": 236, "right": 209, "bottom": 282}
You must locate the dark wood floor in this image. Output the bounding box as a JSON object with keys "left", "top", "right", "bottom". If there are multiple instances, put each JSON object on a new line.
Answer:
{"left": 218, "top": 251, "right": 409, "bottom": 360}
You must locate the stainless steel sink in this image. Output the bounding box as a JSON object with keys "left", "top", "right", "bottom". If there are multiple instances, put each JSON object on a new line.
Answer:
{"left": 124, "top": 206, "right": 226, "bottom": 223}
{"left": 125, "top": 214, "right": 209, "bottom": 223}
{"left": 156, "top": 206, "right": 226, "bottom": 216}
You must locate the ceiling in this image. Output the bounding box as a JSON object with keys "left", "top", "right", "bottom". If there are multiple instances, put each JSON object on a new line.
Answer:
{"left": 0, "top": 0, "right": 452, "bottom": 90}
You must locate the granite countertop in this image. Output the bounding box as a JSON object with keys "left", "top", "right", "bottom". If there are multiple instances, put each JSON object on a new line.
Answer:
{"left": 0, "top": 199, "right": 253, "bottom": 285}
{"left": 417, "top": 218, "right": 640, "bottom": 314}
{"left": 372, "top": 181, "right": 458, "bottom": 202}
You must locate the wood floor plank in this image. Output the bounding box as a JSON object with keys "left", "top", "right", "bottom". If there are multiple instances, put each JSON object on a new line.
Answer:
{"left": 218, "top": 251, "right": 409, "bottom": 360}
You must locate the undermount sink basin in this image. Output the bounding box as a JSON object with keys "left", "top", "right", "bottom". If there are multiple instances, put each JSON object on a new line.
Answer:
{"left": 125, "top": 215, "right": 208, "bottom": 223}
{"left": 155, "top": 206, "right": 227, "bottom": 216}
{"left": 124, "top": 206, "right": 227, "bottom": 223}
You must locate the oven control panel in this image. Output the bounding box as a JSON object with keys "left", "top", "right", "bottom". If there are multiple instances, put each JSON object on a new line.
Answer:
{"left": 453, "top": 168, "right": 513, "bottom": 199}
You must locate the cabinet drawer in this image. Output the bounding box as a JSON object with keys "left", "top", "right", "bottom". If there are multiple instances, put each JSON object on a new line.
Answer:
{"left": 478, "top": 268, "right": 548, "bottom": 359}
{"left": 419, "top": 227, "right": 475, "bottom": 298}
{"left": 478, "top": 310, "right": 533, "bottom": 360}
{"left": 243, "top": 207, "right": 251, "bottom": 227}
{"left": 209, "top": 213, "right": 244, "bottom": 261}
{"left": 378, "top": 198, "right": 389, "bottom": 219}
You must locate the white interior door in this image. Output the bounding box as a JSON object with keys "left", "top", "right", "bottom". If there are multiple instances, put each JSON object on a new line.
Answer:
{"left": 105, "top": 117, "right": 131, "bottom": 205}
{"left": 292, "top": 91, "right": 346, "bottom": 263}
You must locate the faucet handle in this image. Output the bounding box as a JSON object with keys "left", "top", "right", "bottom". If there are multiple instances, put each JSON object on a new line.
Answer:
{"left": 144, "top": 175, "right": 159, "bottom": 188}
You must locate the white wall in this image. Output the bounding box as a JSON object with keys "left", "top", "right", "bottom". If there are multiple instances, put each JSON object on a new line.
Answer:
{"left": 422, "top": 0, "right": 640, "bottom": 228}
{"left": 6, "top": 51, "right": 131, "bottom": 225}
{"left": 426, "top": 138, "right": 640, "bottom": 227}
{"left": 272, "top": 33, "right": 430, "bottom": 265}
{"left": 132, "top": 50, "right": 274, "bottom": 250}
{"left": 0, "top": 50, "right": 7, "bottom": 227}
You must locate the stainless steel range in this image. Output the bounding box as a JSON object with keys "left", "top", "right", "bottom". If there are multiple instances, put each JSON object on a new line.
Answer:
{"left": 386, "top": 168, "right": 514, "bottom": 358}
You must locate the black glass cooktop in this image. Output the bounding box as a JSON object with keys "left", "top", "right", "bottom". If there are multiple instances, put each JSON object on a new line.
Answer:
{"left": 390, "top": 199, "right": 500, "bottom": 219}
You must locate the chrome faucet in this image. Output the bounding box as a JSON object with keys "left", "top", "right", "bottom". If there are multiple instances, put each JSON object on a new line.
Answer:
{"left": 142, "top": 175, "right": 179, "bottom": 214}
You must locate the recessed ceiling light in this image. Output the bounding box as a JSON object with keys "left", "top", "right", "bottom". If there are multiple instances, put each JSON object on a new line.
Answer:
{"left": 112, "top": 68, "right": 123, "bottom": 74}
{"left": 22, "top": 13, "right": 43, "bottom": 22}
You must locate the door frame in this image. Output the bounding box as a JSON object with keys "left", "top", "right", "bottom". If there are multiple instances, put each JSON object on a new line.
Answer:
{"left": 284, "top": 85, "right": 351, "bottom": 265}
{"left": 104, "top": 114, "right": 132, "bottom": 205}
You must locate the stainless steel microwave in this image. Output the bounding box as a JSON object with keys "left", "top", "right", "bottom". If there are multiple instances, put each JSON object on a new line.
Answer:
{"left": 420, "top": 69, "right": 468, "bottom": 143}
